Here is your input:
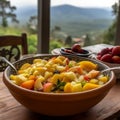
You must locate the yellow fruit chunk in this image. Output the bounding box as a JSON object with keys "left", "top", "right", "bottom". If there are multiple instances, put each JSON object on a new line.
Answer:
{"left": 64, "top": 83, "right": 72, "bottom": 93}
{"left": 34, "top": 78, "right": 43, "bottom": 90}
{"left": 71, "top": 83, "right": 82, "bottom": 92}
{"left": 79, "top": 61, "right": 97, "bottom": 71}
{"left": 61, "top": 72, "right": 77, "bottom": 82}
{"left": 49, "top": 74, "right": 62, "bottom": 84}
{"left": 99, "top": 76, "right": 109, "bottom": 83}
{"left": 33, "top": 59, "right": 42, "bottom": 63}
{"left": 83, "top": 83, "right": 100, "bottom": 91}
{"left": 89, "top": 79, "right": 98, "bottom": 84}
{"left": 11, "top": 74, "right": 27, "bottom": 85}
{"left": 20, "top": 63, "right": 31, "bottom": 70}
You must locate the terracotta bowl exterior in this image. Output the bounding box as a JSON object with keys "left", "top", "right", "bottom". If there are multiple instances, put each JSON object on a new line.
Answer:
{"left": 3, "top": 54, "right": 116, "bottom": 116}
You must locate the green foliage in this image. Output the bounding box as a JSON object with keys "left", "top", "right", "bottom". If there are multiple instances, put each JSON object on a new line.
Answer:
{"left": 103, "top": 22, "right": 116, "bottom": 44}
{"left": 50, "top": 40, "right": 64, "bottom": 52}
{"left": 27, "top": 16, "right": 37, "bottom": 34}
{"left": 0, "top": 0, "right": 19, "bottom": 27}
{"left": 84, "top": 34, "right": 92, "bottom": 46}
{"left": 102, "top": 1, "right": 118, "bottom": 45}
{"left": 27, "top": 34, "right": 37, "bottom": 53}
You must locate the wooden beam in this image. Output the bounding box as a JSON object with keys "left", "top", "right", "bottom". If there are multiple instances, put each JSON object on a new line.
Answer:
{"left": 115, "top": 0, "right": 120, "bottom": 45}
{"left": 37, "top": 0, "right": 50, "bottom": 53}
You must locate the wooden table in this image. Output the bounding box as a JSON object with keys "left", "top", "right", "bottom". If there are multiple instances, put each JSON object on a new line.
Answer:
{"left": 0, "top": 72, "right": 120, "bottom": 120}
{"left": 1, "top": 44, "right": 120, "bottom": 120}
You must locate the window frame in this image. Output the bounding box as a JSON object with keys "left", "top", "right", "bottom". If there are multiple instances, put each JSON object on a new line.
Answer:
{"left": 37, "top": 0, "right": 50, "bottom": 53}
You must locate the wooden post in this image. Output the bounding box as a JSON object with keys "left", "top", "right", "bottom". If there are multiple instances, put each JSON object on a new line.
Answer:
{"left": 37, "top": 0, "right": 50, "bottom": 53}
{"left": 115, "top": 0, "right": 120, "bottom": 45}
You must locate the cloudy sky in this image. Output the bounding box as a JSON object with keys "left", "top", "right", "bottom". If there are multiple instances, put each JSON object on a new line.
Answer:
{"left": 10, "top": 0, "right": 118, "bottom": 8}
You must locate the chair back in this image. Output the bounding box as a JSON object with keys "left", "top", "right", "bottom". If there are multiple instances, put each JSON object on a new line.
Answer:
{"left": 0, "top": 33, "right": 28, "bottom": 71}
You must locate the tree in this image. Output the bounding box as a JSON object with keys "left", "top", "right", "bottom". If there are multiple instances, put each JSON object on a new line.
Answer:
{"left": 0, "top": 0, "right": 19, "bottom": 27}
{"left": 103, "top": 0, "right": 119, "bottom": 44}
{"left": 27, "top": 16, "right": 37, "bottom": 34}
{"left": 115, "top": 0, "right": 120, "bottom": 45}
{"left": 65, "top": 35, "right": 72, "bottom": 46}
{"left": 84, "top": 34, "right": 91, "bottom": 46}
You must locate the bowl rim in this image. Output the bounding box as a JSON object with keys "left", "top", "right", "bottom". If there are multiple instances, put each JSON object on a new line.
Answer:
{"left": 3, "top": 54, "right": 116, "bottom": 99}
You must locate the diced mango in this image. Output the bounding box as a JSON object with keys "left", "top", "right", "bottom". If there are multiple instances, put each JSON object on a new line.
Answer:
{"left": 33, "top": 59, "right": 42, "bottom": 63}
{"left": 99, "top": 76, "right": 109, "bottom": 83}
{"left": 61, "top": 72, "right": 77, "bottom": 82}
{"left": 49, "top": 74, "right": 62, "bottom": 84}
{"left": 64, "top": 83, "right": 72, "bottom": 93}
{"left": 83, "top": 83, "right": 100, "bottom": 91}
{"left": 71, "top": 83, "right": 82, "bottom": 92}
{"left": 79, "top": 61, "right": 97, "bottom": 71}
{"left": 11, "top": 74, "right": 27, "bottom": 85}
{"left": 44, "top": 71, "right": 53, "bottom": 80}
{"left": 37, "top": 75, "right": 45, "bottom": 82}
{"left": 89, "top": 79, "right": 98, "bottom": 84}
{"left": 20, "top": 63, "right": 31, "bottom": 70}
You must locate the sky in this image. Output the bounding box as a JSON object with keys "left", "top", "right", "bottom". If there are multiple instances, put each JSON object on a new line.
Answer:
{"left": 10, "top": 0, "right": 118, "bottom": 8}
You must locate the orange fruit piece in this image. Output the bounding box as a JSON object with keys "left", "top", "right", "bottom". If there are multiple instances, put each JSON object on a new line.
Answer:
{"left": 20, "top": 80, "right": 34, "bottom": 90}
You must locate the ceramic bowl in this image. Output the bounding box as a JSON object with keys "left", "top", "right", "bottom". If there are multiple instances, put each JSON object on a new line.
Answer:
{"left": 3, "top": 54, "right": 116, "bottom": 116}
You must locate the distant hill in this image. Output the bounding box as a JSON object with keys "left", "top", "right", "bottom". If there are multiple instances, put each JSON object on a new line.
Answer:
{"left": 51, "top": 5, "right": 113, "bottom": 21}
{"left": 16, "top": 4, "right": 114, "bottom": 36}
{"left": 15, "top": 5, "right": 37, "bottom": 23}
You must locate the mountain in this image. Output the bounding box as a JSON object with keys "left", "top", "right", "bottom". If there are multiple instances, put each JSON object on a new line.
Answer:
{"left": 50, "top": 5, "right": 114, "bottom": 36}
{"left": 51, "top": 5, "right": 113, "bottom": 21}
{"left": 15, "top": 5, "right": 37, "bottom": 23}
{"left": 15, "top": 4, "right": 114, "bottom": 36}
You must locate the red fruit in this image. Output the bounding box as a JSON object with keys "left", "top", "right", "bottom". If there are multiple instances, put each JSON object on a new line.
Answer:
{"left": 64, "top": 49, "right": 73, "bottom": 53}
{"left": 96, "top": 54, "right": 102, "bottom": 60}
{"left": 112, "top": 55, "right": 120, "bottom": 64}
{"left": 99, "top": 48, "right": 110, "bottom": 56}
{"left": 100, "top": 54, "right": 112, "bottom": 63}
{"left": 71, "top": 44, "right": 81, "bottom": 52}
{"left": 109, "top": 47, "right": 113, "bottom": 52}
{"left": 112, "top": 46, "right": 120, "bottom": 56}
{"left": 77, "top": 49, "right": 84, "bottom": 53}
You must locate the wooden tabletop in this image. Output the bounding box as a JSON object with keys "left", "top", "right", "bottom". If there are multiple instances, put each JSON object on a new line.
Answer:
{"left": 0, "top": 72, "right": 120, "bottom": 120}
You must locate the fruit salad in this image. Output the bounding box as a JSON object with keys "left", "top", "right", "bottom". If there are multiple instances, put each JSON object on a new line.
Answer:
{"left": 10, "top": 56, "right": 109, "bottom": 93}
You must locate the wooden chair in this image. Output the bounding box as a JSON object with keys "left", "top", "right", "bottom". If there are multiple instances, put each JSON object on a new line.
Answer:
{"left": 0, "top": 33, "right": 28, "bottom": 71}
